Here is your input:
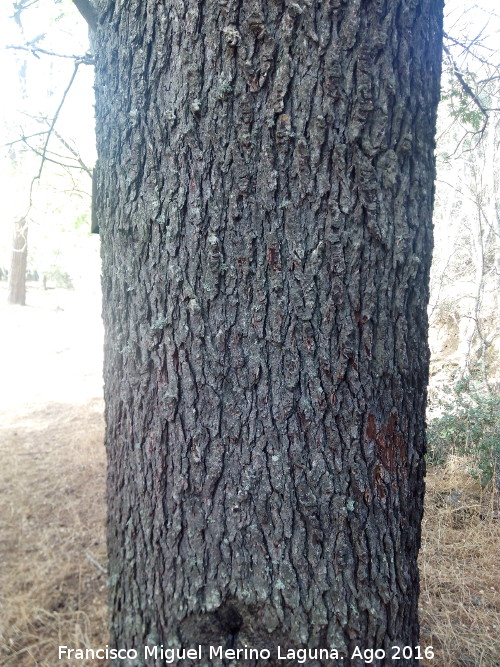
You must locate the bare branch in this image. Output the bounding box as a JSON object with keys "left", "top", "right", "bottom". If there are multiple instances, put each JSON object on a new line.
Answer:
{"left": 5, "top": 44, "right": 94, "bottom": 64}
{"left": 443, "top": 31, "right": 496, "bottom": 66}
{"left": 37, "top": 62, "right": 81, "bottom": 180}
{"left": 2, "top": 131, "right": 48, "bottom": 148}
{"left": 22, "top": 137, "right": 88, "bottom": 172}
{"left": 11, "top": 0, "right": 39, "bottom": 28}
{"left": 53, "top": 129, "right": 93, "bottom": 178}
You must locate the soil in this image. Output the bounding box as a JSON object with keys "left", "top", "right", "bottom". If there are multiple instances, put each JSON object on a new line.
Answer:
{"left": 0, "top": 285, "right": 108, "bottom": 666}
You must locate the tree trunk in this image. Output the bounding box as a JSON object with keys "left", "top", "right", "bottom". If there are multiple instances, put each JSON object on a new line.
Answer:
{"left": 7, "top": 217, "right": 28, "bottom": 306}
{"left": 93, "top": 1, "right": 443, "bottom": 663}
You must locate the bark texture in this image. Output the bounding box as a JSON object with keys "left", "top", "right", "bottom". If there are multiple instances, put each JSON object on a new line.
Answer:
{"left": 93, "top": 0, "right": 443, "bottom": 664}
{"left": 8, "top": 217, "right": 28, "bottom": 305}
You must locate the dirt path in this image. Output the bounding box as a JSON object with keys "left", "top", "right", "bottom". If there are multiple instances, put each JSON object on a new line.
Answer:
{"left": 0, "top": 286, "right": 108, "bottom": 666}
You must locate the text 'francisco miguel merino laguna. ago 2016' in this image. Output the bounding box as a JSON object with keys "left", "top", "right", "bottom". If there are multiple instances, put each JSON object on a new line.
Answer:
{"left": 58, "top": 643, "right": 436, "bottom": 663}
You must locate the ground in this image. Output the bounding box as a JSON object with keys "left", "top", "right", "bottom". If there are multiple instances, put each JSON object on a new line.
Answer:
{"left": 0, "top": 286, "right": 107, "bottom": 666}
{"left": 0, "top": 286, "right": 498, "bottom": 666}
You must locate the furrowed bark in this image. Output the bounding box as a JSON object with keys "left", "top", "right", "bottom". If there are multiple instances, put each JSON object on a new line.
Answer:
{"left": 93, "top": 1, "right": 443, "bottom": 664}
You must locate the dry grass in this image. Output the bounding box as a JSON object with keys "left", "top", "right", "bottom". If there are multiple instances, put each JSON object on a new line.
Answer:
{"left": 420, "top": 460, "right": 500, "bottom": 666}
{"left": 0, "top": 399, "right": 108, "bottom": 666}
{"left": 1, "top": 287, "right": 499, "bottom": 666}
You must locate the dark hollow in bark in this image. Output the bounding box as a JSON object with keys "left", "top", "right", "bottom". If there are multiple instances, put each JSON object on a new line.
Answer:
{"left": 93, "top": 0, "right": 443, "bottom": 664}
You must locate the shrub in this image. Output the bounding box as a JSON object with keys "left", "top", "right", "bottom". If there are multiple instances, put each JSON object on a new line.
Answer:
{"left": 427, "top": 380, "right": 500, "bottom": 488}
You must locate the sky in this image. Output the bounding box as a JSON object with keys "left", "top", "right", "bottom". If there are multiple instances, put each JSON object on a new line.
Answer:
{"left": 0, "top": 0, "right": 93, "bottom": 143}
{"left": 0, "top": 0, "right": 95, "bottom": 272}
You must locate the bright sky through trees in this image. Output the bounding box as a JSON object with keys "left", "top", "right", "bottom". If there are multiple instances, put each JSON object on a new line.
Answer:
{"left": 0, "top": 2, "right": 95, "bottom": 282}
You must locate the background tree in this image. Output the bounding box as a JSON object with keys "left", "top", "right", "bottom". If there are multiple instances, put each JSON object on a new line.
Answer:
{"left": 8, "top": 216, "right": 28, "bottom": 305}
{"left": 90, "top": 0, "right": 444, "bottom": 661}
{"left": 6, "top": 28, "right": 29, "bottom": 306}
{"left": 430, "top": 0, "right": 500, "bottom": 391}
{"left": 427, "top": 0, "right": 500, "bottom": 490}
{"left": 0, "top": 0, "right": 95, "bottom": 300}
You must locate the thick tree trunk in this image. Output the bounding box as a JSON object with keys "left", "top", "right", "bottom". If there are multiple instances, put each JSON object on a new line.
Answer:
{"left": 93, "top": 1, "right": 443, "bottom": 664}
{"left": 7, "top": 217, "right": 28, "bottom": 306}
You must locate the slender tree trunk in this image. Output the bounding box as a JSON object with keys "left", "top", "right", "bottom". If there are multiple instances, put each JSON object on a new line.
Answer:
{"left": 93, "top": 1, "right": 443, "bottom": 663}
{"left": 7, "top": 217, "right": 28, "bottom": 306}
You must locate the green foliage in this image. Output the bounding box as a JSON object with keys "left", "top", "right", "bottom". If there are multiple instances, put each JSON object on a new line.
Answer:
{"left": 427, "top": 380, "right": 500, "bottom": 487}
{"left": 441, "top": 72, "right": 484, "bottom": 132}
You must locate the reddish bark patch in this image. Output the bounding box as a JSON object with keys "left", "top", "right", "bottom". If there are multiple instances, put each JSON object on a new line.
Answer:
{"left": 366, "top": 412, "right": 407, "bottom": 492}
{"left": 366, "top": 413, "right": 377, "bottom": 442}
{"left": 266, "top": 245, "right": 281, "bottom": 270}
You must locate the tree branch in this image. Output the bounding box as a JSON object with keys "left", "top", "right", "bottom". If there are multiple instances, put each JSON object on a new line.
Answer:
{"left": 2, "top": 130, "right": 48, "bottom": 148}
{"left": 443, "top": 43, "right": 490, "bottom": 122}
{"left": 22, "top": 138, "right": 86, "bottom": 172}
{"left": 5, "top": 44, "right": 94, "bottom": 64}
{"left": 11, "top": 0, "right": 39, "bottom": 28}
{"left": 53, "top": 129, "right": 93, "bottom": 178}
{"left": 37, "top": 62, "right": 81, "bottom": 179}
